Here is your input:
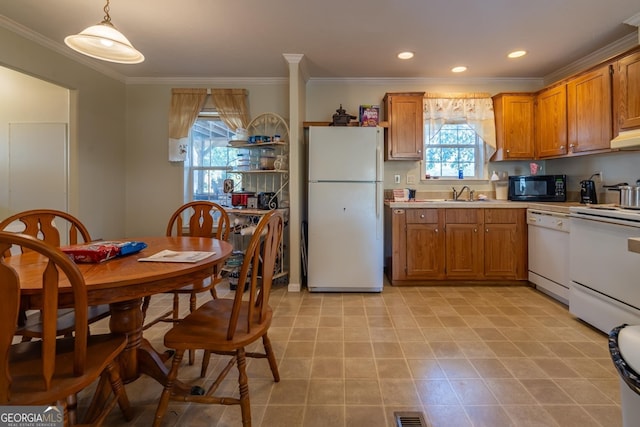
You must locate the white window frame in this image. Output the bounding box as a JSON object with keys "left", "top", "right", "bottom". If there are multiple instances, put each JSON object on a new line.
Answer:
{"left": 423, "top": 121, "right": 485, "bottom": 180}
{"left": 183, "top": 113, "right": 237, "bottom": 205}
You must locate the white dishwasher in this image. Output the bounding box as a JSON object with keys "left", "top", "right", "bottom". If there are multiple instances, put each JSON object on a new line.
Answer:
{"left": 527, "top": 208, "right": 570, "bottom": 304}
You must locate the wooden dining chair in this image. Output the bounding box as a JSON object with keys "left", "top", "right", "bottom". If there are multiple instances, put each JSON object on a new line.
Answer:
{"left": 0, "top": 231, "right": 133, "bottom": 426}
{"left": 0, "top": 209, "right": 111, "bottom": 340}
{"left": 141, "top": 201, "right": 231, "bottom": 363}
{"left": 152, "top": 210, "right": 283, "bottom": 427}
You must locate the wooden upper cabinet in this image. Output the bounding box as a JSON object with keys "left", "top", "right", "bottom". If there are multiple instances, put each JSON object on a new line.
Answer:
{"left": 492, "top": 93, "right": 535, "bottom": 161}
{"left": 383, "top": 92, "right": 425, "bottom": 160}
{"left": 613, "top": 50, "right": 640, "bottom": 132}
{"left": 535, "top": 85, "right": 567, "bottom": 158}
{"left": 567, "top": 64, "right": 613, "bottom": 153}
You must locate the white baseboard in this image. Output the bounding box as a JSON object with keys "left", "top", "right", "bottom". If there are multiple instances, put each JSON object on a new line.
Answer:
{"left": 288, "top": 282, "right": 301, "bottom": 292}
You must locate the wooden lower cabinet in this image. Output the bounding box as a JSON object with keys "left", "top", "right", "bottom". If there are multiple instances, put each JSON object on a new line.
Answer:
{"left": 386, "top": 206, "right": 527, "bottom": 284}
{"left": 405, "top": 209, "right": 446, "bottom": 279}
{"left": 483, "top": 209, "right": 527, "bottom": 280}
{"left": 445, "top": 209, "right": 483, "bottom": 279}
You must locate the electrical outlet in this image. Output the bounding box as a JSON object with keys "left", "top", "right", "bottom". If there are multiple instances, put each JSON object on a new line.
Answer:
{"left": 394, "top": 174, "right": 401, "bottom": 184}
{"left": 406, "top": 175, "right": 416, "bottom": 185}
{"left": 596, "top": 170, "right": 603, "bottom": 182}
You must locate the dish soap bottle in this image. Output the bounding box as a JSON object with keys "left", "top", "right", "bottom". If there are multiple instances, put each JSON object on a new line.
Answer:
{"left": 491, "top": 171, "right": 500, "bottom": 181}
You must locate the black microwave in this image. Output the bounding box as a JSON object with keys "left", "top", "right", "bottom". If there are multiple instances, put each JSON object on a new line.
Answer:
{"left": 508, "top": 174, "right": 566, "bottom": 202}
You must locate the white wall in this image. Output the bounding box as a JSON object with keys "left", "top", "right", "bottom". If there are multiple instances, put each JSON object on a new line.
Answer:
{"left": 0, "top": 67, "right": 69, "bottom": 219}
{"left": 124, "top": 82, "right": 290, "bottom": 237}
{"left": 0, "top": 27, "right": 127, "bottom": 240}
{"left": 547, "top": 151, "right": 640, "bottom": 203}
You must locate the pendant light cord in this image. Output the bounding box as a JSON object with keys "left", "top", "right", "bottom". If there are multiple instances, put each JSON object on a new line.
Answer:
{"left": 102, "top": 0, "right": 112, "bottom": 25}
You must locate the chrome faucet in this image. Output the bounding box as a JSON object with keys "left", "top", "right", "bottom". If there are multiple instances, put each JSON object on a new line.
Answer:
{"left": 452, "top": 186, "right": 474, "bottom": 201}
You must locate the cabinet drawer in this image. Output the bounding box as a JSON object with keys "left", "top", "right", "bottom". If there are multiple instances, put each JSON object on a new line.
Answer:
{"left": 445, "top": 209, "right": 481, "bottom": 223}
{"left": 484, "top": 208, "right": 523, "bottom": 224}
{"left": 406, "top": 209, "right": 439, "bottom": 224}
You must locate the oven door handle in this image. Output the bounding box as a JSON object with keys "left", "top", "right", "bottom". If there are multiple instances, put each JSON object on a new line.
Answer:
{"left": 570, "top": 214, "right": 640, "bottom": 228}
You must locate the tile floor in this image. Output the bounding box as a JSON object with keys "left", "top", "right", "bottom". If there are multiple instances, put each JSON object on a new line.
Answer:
{"left": 90, "top": 281, "right": 623, "bottom": 427}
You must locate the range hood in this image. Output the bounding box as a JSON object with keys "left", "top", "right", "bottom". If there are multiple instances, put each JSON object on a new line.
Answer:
{"left": 611, "top": 129, "right": 640, "bottom": 150}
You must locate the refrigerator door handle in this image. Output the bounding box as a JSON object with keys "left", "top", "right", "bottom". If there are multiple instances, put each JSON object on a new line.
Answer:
{"left": 376, "top": 141, "right": 382, "bottom": 182}
{"left": 376, "top": 182, "right": 381, "bottom": 220}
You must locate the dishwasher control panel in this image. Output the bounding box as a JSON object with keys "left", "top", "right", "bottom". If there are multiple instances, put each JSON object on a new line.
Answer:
{"left": 526, "top": 209, "right": 570, "bottom": 232}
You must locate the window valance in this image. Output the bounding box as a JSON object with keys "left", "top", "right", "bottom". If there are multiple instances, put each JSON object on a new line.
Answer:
{"left": 423, "top": 93, "right": 496, "bottom": 159}
{"left": 209, "top": 88, "right": 250, "bottom": 132}
{"left": 168, "top": 88, "right": 207, "bottom": 162}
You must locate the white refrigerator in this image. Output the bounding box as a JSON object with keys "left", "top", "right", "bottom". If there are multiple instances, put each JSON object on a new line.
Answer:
{"left": 307, "top": 126, "right": 383, "bottom": 292}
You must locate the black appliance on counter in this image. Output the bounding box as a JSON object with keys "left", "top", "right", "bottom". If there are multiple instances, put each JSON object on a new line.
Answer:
{"left": 508, "top": 174, "right": 566, "bottom": 202}
{"left": 580, "top": 179, "right": 598, "bottom": 204}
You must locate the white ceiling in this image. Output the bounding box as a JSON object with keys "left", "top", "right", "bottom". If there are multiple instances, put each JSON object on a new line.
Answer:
{"left": 1, "top": 0, "right": 639, "bottom": 81}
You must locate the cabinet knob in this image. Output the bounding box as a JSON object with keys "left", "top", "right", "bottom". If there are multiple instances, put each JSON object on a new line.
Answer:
{"left": 569, "top": 144, "right": 575, "bottom": 148}
{"left": 420, "top": 214, "right": 425, "bottom": 218}
{"left": 485, "top": 228, "right": 489, "bottom": 233}
{"left": 417, "top": 149, "right": 422, "bottom": 154}
{"left": 506, "top": 149, "right": 510, "bottom": 153}
{"left": 435, "top": 228, "right": 439, "bottom": 233}
{"left": 559, "top": 145, "right": 565, "bottom": 150}
{"left": 474, "top": 228, "right": 478, "bottom": 233}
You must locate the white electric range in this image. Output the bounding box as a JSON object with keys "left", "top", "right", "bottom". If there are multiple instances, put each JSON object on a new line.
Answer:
{"left": 569, "top": 205, "right": 640, "bottom": 333}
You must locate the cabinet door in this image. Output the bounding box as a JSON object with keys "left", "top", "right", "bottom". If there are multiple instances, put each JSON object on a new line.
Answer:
{"left": 384, "top": 92, "right": 424, "bottom": 160}
{"left": 389, "top": 208, "right": 407, "bottom": 281}
{"left": 405, "top": 209, "right": 445, "bottom": 279}
{"left": 484, "top": 223, "right": 519, "bottom": 279}
{"left": 484, "top": 209, "right": 527, "bottom": 280}
{"left": 535, "top": 85, "right": 567, "bottom": 157}
{"left": 614, "top": 51, "right": 640, "bottom": 132}
{"left": 445, "top": 224, "right": 482, "bottom": 279}
{"left": 492, "top": 94, "right": 535, "bottom": 160}
{"left": 567, "top": 65, "right": 612, "bottom": 153}
{"left": 445, "top": 209, "right": 483, "bottom": 279}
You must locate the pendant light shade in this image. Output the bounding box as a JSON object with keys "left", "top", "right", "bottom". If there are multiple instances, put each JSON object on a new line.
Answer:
{"left": 64, "top": 0, "right": 144, "bottom": 64}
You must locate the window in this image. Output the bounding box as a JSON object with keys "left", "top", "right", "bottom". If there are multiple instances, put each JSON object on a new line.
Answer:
{"left": 422, "top": 96, "right": 495, "bottom": 180}
{"left": 184, "top": 114, "right": 238, "bottom": 205}
{"left": 424, "top": 122, "right": 485, "bottom": 179}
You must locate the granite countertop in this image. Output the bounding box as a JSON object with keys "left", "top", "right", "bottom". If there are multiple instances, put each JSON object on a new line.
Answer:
{"left": 386, "top": 200, "right": 581, "bottom": 213}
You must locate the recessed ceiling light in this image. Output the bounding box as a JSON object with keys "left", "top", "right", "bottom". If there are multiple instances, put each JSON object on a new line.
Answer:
{"left": 508, "top": 50, "right": 527, "bottom": 59}
{"left": 397, "top": 51, "right": 414, "bottom": 60}
{"left": 451, "top": 66, "right": 467, "bottom": 73}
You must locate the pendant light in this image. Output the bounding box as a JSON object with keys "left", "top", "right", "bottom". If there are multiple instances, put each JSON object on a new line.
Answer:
{"left": 64, "top": 0, "right": 144, "bottom": 64}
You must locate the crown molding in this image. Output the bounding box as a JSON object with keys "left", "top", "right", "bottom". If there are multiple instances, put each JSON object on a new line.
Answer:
{"left": 307, "top": 76, "right": 544, "bottom": 86}
{"left": 283, "top": 53, "right": 309, "bottom": 82}
{"left": 624, "top": 11, "right": 640, "bottom": 27}
{"left": 543, "top": 32, "right": 639, "bottom": 86}
{"left": 124, "top": 76, "right": 289, "bottom": 85}
{"left": 0, "top": 15, "right": 127, "bottom": 83}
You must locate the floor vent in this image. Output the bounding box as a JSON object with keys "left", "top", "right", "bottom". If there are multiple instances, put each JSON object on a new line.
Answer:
{"left": 394, "top": 411, "right": 428, "bottom": 427}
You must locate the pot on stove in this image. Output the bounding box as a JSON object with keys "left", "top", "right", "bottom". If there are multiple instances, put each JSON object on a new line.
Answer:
{"left": 620, "top": 182, "right": 640, "bottom": 209}
{"left": 605, "top": 180, "right": 640, "bottom": 209}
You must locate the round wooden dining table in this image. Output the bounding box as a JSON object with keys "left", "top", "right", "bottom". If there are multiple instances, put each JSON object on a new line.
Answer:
{"left": 11, "top": 236, "right": 233, "bottom": 391}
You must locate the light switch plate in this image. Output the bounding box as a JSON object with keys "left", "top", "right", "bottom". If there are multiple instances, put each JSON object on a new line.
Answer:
{"left": 394, "top": 174, "right": 401, "bottom": 184}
